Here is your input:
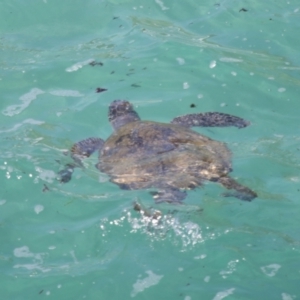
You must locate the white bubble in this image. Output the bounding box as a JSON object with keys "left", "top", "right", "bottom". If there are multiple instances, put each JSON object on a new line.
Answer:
{"left": 176, "top": 57, "right": 185, "bottom": 65}
{"left": 278, "top": 87, "right": 286, "bottom": 93}
{"left": 34, "top": 205, "right": 44, "bottom": 214}
{"left": 0, "top": 200, "right": 6, "bottom": 205}
{"left": 231, "top": 71, "right": 237, "bottom": 76}
{"left": 209, "top": 60, "right": 217, "bottom": 68}
{"left": 183, "top": 82, "right": 190, "bottom": 89}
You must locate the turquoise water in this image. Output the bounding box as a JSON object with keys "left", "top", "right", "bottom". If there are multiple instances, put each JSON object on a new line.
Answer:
{"left": 1, "top": 0, "right": 300, "bottom": 299}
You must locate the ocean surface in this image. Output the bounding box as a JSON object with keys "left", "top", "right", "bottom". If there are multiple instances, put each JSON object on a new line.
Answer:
{"left": 1, "top": 0, "right": 300, "bottom": 299}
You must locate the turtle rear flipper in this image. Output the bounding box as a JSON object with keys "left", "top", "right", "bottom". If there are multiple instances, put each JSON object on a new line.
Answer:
{"left": 218, "top": 176, "right": 257, "bottom": 201}
{"left": 150, "top": 188, "right": 187, "bottom": 204}
{"left": 171, "top": 112, "right": 250, "bottom": 129}
{"left": 58, "top": 137, "right": 104, "bottom": 183}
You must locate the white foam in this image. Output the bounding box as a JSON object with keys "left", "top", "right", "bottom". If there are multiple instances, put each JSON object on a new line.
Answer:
{"left": 220, "top": 260, "right": 239, "bottom": 279}
{"left": 131, "top": 270, "right": 163, "bottom": 297}
{"left": 183, "top": 82, "right": 190, "bottom": 89}
{"left": 155, "top": 0, "right": 169, "bottom": 10}
{"left": 219, "top": 57, "right": 243, "bottom": 63}
{"left": 49, "top": 90, "right": 84, "bottom": 97}
{"left": 13, "top": 246, "right": 51, "bottom": 273}
{"left": 70, "top": 250, "right": 79, "bottom": 264}
{"left": 176, "top": 57, "right": 185, "bottom": 65}
{"left": 2, "top": 88, "right": 44, "bottom": 116}
{"left": 0, "top": 200, "right": 6, "bottom": 205}
{"left": 34, "top": 205, "right": 44, "bottom": 214}
{"left": 35, "top": 166, "right": 56, "bottom": 183}
{"left": 261, "top": 264, "right": 281, "bottom": 277}
{"left": 282, "top": 292, "right": 294, "bottom": 300}
{"left": 13, "top": 263, "right": 51, "bottom": 273}
{"left": 278, "top": 87, "right": 286, "bottom": 93}
{"left": 14, "top": 246, "right": 34, "bottom": 258}
{"left": 0, "top": 119, "right": 44, "bottom": 133}
{"left": 65, "top": 59, "right": 94, "bottom": 72}
{"left": 212, "top": 288, "right": 235, "bottom": 300}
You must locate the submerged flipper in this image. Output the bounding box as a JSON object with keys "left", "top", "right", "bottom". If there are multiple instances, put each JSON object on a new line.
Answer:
{"left": 150, "top": 188, "right": 187, "bottom": 204}
{"left": 58, "top": 137, "right": 104, "bottom": 183}
{"left": 218, "top": 176, "right": 257, "bottom": 201}
{"left": 133, "top": 202, "right": 162, "bottom": 220}
{"left": 171, "top": 112, "right": 250, "bottom": 129}
{"left": 71, "top": 137, "right": 104, "bottom": 159}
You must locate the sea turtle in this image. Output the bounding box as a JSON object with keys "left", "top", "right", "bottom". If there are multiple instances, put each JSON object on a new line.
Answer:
{"left": 58, "top": 100, "right": 257, "bottom": 202}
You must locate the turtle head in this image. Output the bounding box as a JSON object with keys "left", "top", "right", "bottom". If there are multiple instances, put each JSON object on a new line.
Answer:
{"left": 108, "top": 100, "right": 140, "bottom": 130}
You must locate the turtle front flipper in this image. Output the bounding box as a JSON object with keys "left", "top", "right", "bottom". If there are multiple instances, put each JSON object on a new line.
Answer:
{"left": 58, "top": 137, "right": 104, "bottom": 183}
{"left": 58, "top": 163, "right": 76, "bottom": 183}
{"left": 150, "top": 188, "right": 187, "bottom": 204}
{"left": 171, "top": 112, "right": 250, "bottom": 129}
{"left": 218, "top": 176, "right": 257, "bottom": 201}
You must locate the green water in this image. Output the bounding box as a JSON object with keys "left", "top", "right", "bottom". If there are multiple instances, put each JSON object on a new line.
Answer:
{"left": 1, "top": 0, "right": 300, "bottom": 299}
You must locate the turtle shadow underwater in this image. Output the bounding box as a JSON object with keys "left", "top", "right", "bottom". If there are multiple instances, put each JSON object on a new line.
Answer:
{"left": 58, "top": 100, "right": 257, "bottom": 205}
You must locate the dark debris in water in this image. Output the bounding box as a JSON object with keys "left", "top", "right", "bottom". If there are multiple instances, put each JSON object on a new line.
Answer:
{"left": 89, "top": 61, "right": 103, "bottom": 67}
{"left": 239, "top": 8, "right": 248, "bottom": 12}
{"left": 131, "top": 83, "right": 141, "bottom": 88}
{"left": 96, "top": 87, "right": 107, "bottom": 93}
{"left": 43, "top": 184, "right": 50, "bottom": 192}
{"left": 190, "top": 103, "right": 196, "bottom": 108}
